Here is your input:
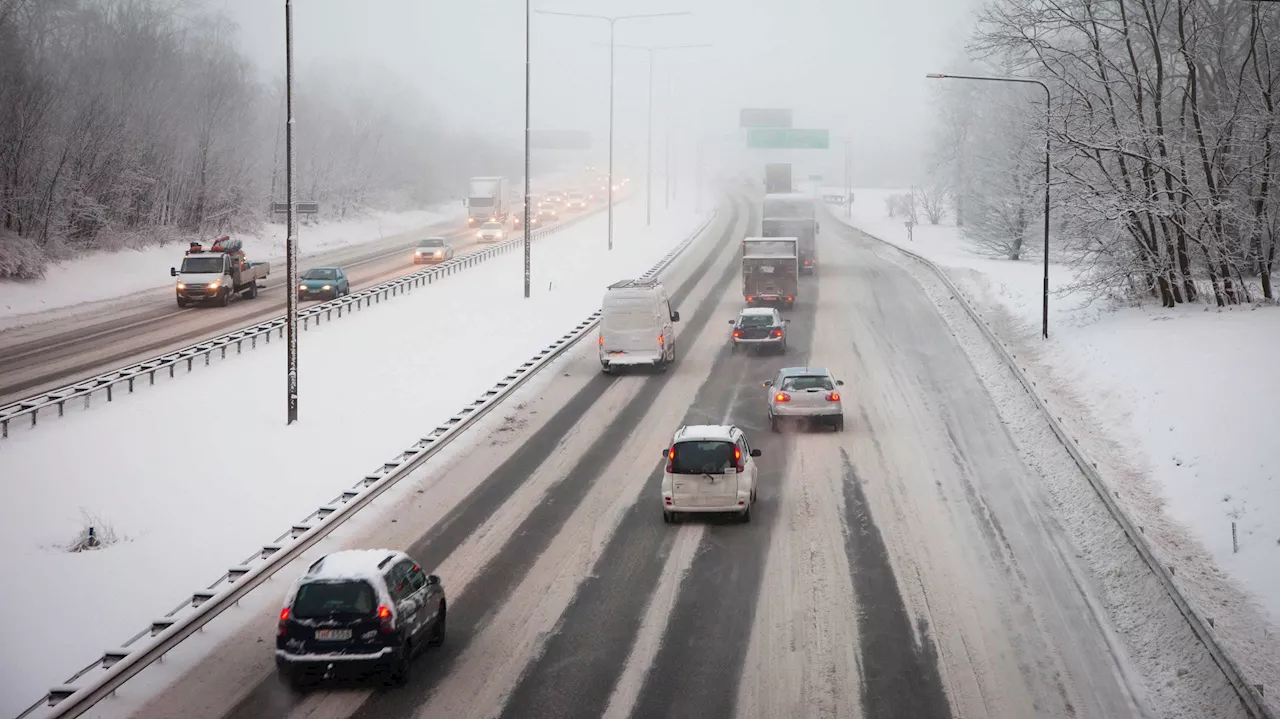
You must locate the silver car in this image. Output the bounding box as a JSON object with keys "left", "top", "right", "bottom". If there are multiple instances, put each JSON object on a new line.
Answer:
{"left": 764, "top": 367, "right": 845, "bottom": 432}
{"left": 729, "top": 307, "right": 788, "bottom": 354}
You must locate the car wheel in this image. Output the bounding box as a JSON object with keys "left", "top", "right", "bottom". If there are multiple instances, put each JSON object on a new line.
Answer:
{"left": 218, "top": 288, "right": 231, "bottom": 307}
{"left": 662, "top": 508, "right": 673, "bottom": 524}
{"left": 601, "top": 363, "right": 612, "bottom": 375}
{"left": 176, "top": 297, "right": 188, "bottom": 308}
{"left": 388, "top": 640, "right": 412, "bottom": 686}
{"left": 740, "top": 503, "right": 752, "bottom": 523}
{"left": 429, "top": 603, "right": 446, "bottom": 647}
{"left": 656, "top": 358, "right": 668, "bottom": 373}
{"left": 280, "top": 665, "right": 308, "bottom": 692}
{"left": 770, "top": 415, "right": 780, "bottom": 433}
{"left": 835, "top": 416, "right": 845, "bottom": 432}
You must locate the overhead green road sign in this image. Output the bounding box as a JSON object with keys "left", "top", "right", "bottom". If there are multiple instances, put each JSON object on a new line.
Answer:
{"left": 747, "top": 128, "right": 829, "bottom": 149}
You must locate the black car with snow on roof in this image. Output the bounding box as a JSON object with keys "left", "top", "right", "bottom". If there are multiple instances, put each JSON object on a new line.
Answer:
{"left": 275, "top": 549, "right": 446, "bottom": 688}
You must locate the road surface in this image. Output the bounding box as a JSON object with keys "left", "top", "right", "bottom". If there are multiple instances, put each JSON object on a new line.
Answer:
{"left": 104, "top": 200, "right": 1233, "bottom": 719}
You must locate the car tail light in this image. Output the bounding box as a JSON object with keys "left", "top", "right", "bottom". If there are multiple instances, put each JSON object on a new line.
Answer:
{"left": 733, "top": 330, "right": 741, "bottom": 338}
{"left": 377, "top": 605, "right": 394, "bottom": 633}
{"left": 770, "top": 329, "right": 782, "bottom": 337}
{"left": 826, "top": 392, "right": 841, "bottom": 402}
{"left": 787, "top": 296, "right": 793, "bottom": 302}
{"left": 746, "top": 296, "right": 754, "bottom": 302}
{"left": 278, "top": 607, "right": 290, "bottom": 636}
{"left": 658, "top": 333, "right": 664, "bottom": 345}
{"left": 734, "top": 446, "right": 744, "bottom": 472}
{"left": 775, "top": 392, "right": 791, "bottom": 402}
{"left": 666, "top": 446, "right": 675, "bottom": 473}
{"left": 598, "top": 335, "right": 604, "bottom": 345}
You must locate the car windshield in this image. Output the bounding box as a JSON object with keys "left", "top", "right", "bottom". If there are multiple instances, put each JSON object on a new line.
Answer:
{"left": 419, "top": 239, "right": 444, "bottom": 248}
{"left": 180, "top": 257, "right": 223, "bottom": 274}
{"left": 738, "top": 314, "right": 774, "bottom": 328}
{"left": 482, "top": 223, "right": 502, "bottom": 230}
{"left": 302, "top": 269, "right": 336, "bottom": 280}
{"left": 670, "top": 440, "right": 736, "bottom": 475}
{"left": 782, "top": 375, "right": 834, "bottom": 391}
{"left": 292, "top": 580, "right": 376, "bottom": 619}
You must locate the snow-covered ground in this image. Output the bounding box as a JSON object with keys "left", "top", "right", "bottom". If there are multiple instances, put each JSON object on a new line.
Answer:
{"left": 0, "top": 196, "right": 706, "bottom": 717}
{"left": 0, "top": 204, "right": 465, "bottom": 320}
{"left": 829, "top": 187, "right": 1280, "bottom": 628}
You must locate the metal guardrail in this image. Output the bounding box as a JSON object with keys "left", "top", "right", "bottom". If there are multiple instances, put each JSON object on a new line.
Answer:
{"left": 16, "top": 206, "right": 721, "bottom": 719}
{"left": 833, "top": 211, "right": 1274, "bottom": 719}
{"left": 0, "top": 201, "right": 619, "bottom": 443}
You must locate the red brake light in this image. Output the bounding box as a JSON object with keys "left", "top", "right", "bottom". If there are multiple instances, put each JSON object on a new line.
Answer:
{"left": 770, "top": 329, "right": 782, "bottom": 337}
{"left": 787, "top": 296, "right": 793, "bottom": 302}
{"left": 666, "top": 446, "right": 675, "bottom": 473}
{"left": 377, "top": 605, "right": 391, "bottom": 619}
{"left": 377, "top": 605, "right": 394, "bottom": 632}
{"left": 746, "top": 296, "right": 754, "bottom": 302}
{"left": 827, "top": 392, "right": 841, "bottom": 401}
{"left": 734, "top": 446, "right": 744, "bottom": 472}
{"left": 775, "top": 392, "right": 791, "bottom": 402}
{"left": 658, "top": 333, "right": 664, "bottom": 345}
{"left": 598, "top": 335, "right": 604, "bottom": 345}
{"left": 733, "top": 330, "right": 741, "bottom": 338}
{"left": 277, "top": 607, "right": 290, "bottom": 635}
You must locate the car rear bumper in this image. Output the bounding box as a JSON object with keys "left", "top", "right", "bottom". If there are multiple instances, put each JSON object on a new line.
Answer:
{"left": 733, "top": 336, "right": 784, "bottom": 345}
{"left": 601, "top": 350, "right": 662, "bottom": 366}
{"left": 665, "top": 502, "right": 749, "bottom": 513}
{"left": 276, "top": 646, "right": 396, "bottom": 668}
{"left": 772, "top": 405, "right": 842, "bottom": 418}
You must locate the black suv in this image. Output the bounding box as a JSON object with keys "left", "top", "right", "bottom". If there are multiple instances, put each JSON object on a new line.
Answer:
{"left": 275, "top": 549, "right": 446, "bottom": 688}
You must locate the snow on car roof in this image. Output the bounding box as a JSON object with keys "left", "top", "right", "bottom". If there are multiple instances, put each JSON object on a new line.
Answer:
{"left": 675, "top": 424, "right": 736, "bottom": 442}
{"left": 779, "top": 366, "right": 831, "bottom": 377}
{"left": 305, "top": 549, "right": 398, "bottom": 582}
{"left": 740, "top": 307, "right": 775, "bottom": 316}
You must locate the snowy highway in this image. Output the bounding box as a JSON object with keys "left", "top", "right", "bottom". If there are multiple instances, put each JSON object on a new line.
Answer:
{"left": 92, "top": 197, "right": 1245, "bottom": 719}
{"left": 0, "top": 199, "right": 616, "bottom": 406}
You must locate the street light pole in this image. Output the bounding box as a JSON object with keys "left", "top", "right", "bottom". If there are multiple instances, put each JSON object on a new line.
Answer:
{"left": 928, "top": 72, "right": 1052, "bottom": 339}
{"left": 535, "top": 10, "right": 691, "bottom": 249}
{"left": 284, "top": 0, "right": 299, "bottom": 424}
{"left": 523, "top": 0, "right": 531, "bottom": 298}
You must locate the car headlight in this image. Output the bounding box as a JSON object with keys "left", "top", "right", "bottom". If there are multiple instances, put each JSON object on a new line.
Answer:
{"left": 434, "top": 251, "right": 443, "bottom": 257}
{"left": 208, "top": 281, "right": 219, "bottom": 290}
{"left": 299, "top": 284, "right": 307, "bottom": 291}
{"left": 176, "top": 282, "right": 185, "bottom": 290}
{"left": 415, "top": 250, "right": 422, "bottom": 255}
{"left": 322, "top": 285, "right": 331, "bottom": 291}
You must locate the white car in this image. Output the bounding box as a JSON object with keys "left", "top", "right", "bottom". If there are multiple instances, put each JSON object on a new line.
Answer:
{"left": 599, "top": 278, "right": 680, "bottom": 373}
{"left": 476, "top": 221, "right": 506, "bottom": 243}
{"left": 660, "top": 424, "right": 761, "bottom": 523}
{"left": 764, "top": 367, "right": 845, "bottom": 432}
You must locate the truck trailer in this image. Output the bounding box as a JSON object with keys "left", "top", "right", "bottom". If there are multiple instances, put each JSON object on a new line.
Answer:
{"left": 467, "top": 176, "right": 510, "bottom": 227}
{"left": 762, "top": 192, "right": 819, "bottom": 274}
{"left": 741, "top": 237, "right": 799, "bottom": 309}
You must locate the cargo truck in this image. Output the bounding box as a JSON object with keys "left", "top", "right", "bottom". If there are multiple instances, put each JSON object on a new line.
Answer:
{"left": 170, "top": 236, "right": 269, "bottom": 308}
{"left": 762, "top": 192, "right": 819, "bottom": 274}
{"left": 741, "top": 237, "right": 799, "bottom": 309}
{"left": 467, "top": 176, "right": 510, "bottom": 227}
{"left": 764, "top": 163, "right": 792, "bottom": 194}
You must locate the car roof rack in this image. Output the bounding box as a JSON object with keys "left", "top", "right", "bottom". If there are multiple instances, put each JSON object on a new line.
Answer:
{"left": 607, "top": 277, "right": 660, "bottom": 290}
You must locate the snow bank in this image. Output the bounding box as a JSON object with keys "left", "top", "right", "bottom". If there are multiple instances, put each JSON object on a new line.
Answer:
{"left": 0, "top": 204, "right": 465, "bottom": 320}
{"left": 0, "top": 196, "right": 705, "bottom": 717}
{"left": 832, "top": 188, "right": 1280, "bottom": 630}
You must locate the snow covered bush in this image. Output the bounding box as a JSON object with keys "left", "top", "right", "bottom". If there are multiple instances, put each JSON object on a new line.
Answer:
{"left": 0, "top": 231, "right": 46, "bottom": 279}
{"left": 62, "top": 511, "right": 125, "bottom": 553}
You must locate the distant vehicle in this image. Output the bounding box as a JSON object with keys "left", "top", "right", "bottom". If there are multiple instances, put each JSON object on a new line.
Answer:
{"left": 764, "top": 162, "right": 791, "bottom": 194}
{"left": 536, "top": 202, "right": 559, "bottom": 222}
{"left": 599, "top": 278, "right": 680, "bottom": 374}
{"left": 275, "top": 549, "right": 446, "bottom": 689}
{"left": 764, "top": 367, "right": 845, "bottom": 432}
{"left": 660, "top": 424, "right": 761, "bottom": 523}
{"left": 545, "top": 190, "right": 565, "bottom": 205}
{"left": 513, "top": 211, "right": 541, "bottom": 229}
{"left": 565, "top": 192, "right": 587, "bottom": 211}
{"left": 297, "top": 267, "right": 350, "bottom": 301}
{"left": 741, "top": 237, "right": 799, "bottom": 308}
{"left": 476, "top": 221, "right": 506, "bottom": 243}
{"left": 729, "top": 307, "right": 788, "bottom": 354}
{"left": 467, "top": 176, "right": 510, "bottom": 227}
{"left": 413, "top": 237, "right": 454, "bottom": 264}
{"left": 171, "top": 236, "right": 269, "bottom": 308}
{"left": 763, "top": 193, "right": 818, "bottom": 274}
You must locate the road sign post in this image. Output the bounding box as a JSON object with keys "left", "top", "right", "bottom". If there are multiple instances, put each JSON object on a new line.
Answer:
{"left": 747, "top": 128, "right": 829, "bottom": 149}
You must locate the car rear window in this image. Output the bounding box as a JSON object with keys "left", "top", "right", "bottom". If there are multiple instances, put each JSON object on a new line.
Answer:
{"left": 782, "top": 375, "right": 834, "bottom": 391}
{"left": 738, "top": 314, "right": 773, "bottom": 328}
{"left": 292, "top": 580, "right": 377, "bottom": 618}
{"left": 670, "top": 440, "right": 735, "bottom": 474}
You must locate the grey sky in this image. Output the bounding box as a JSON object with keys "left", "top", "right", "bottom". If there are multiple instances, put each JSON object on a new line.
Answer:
{"left": 212, "top": 0, "right": 975, "bottom": 185}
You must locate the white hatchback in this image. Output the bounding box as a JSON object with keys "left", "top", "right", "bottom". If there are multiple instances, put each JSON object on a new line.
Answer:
{"left": 765, "top": 367, "right": 845, "bottom": 431}
{"left": 660, "top": 424, "right": 761, "bottom": 523}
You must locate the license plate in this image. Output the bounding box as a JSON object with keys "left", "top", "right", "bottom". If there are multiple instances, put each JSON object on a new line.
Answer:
{"left": 608, "top": 351, "right": 624, "bottom": 356}
{"left": 760, "top": 265, "right": 775, "bottom": 273}
{"left": 314, "top": 628, "right": 351, "bottom": 641}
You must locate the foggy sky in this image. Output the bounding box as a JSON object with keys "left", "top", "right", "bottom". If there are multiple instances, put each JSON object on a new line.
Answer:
{"left": 212, "top": 0, "right": 976, "bottom": 185}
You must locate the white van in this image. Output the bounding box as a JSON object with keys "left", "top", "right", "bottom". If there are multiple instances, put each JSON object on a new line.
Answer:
{"left": 660, "top": 424, "right": 761, "bottom": 523}
{"left": 599, "top": 278, "right": 680, "bottom": 373}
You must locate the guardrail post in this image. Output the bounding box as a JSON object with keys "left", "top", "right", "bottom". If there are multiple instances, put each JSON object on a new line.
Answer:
{"left": 252, "top": 335, "right": 257, "bottom": 349}
{"left": 150, "top": 370, "right": 156, "bottom": 385}
{"left": 106, "top": 385, "right": 113, "bottom": 402}
{"left": 128, "top": 377, "right": 135, "bottom": 392}
{"left": 2, "top": 419, "right": 8, "bottom": 438}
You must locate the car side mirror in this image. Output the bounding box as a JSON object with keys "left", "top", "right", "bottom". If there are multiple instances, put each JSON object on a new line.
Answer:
{"left": 661, "top": 449, "right": 669, "bottom": 458}
{"left": 426, "top": 574, "right": 441, "bottom": 586}
{"left": 671, "top": 311, "right": 680, "bottom": 322}
{"left": 783, "top": 319, "right": 791, "bottom": 324}
{"left": 727, "top": 319, "right": 735, "bottom": 325}
{"left": 750, "top": 449, "right": 762, "bottom": 458}
{"left": 763, "top": 380, "right": 772, "bottom": 387}
{"left": 170, "top": 267, "right": 177, "bottom": 277}
{"left": 836, "top": 380, "right": 844, "bottom": 386}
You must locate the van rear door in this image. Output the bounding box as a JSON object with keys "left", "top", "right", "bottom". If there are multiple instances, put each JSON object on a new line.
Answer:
{"left": 669, "top": 440, "right": 739, "bottom": 507}
{"left": 601, "top": 293, "right": 660, "bottom": 359}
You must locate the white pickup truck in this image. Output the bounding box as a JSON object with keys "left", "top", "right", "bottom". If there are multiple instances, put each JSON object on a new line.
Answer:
{"left": 170, "top": 236, "right": 269, "bottom": 308}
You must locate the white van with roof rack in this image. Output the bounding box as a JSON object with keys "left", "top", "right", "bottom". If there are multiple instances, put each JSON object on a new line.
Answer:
{"left": 598, "top": 278, "right": 680, "bottom": 373}
{"left": 660, "top": 424, "right": 762, "bottom": 523}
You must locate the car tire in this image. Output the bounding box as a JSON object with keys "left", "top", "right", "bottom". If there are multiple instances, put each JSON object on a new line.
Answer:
{"left": 739, "top": 503, "right": 752, "bottom": 523}
{"left": 656, "top": 358, "right": 668, "bottom": 373}
{"left": 280, "top": 665, "right": 308, "bottom": 692}
{"left": 770, "top": 415, "right": 780, "bottom": 433}
{"left": 835, "top": 416, "right": 845, "bottom": 432}
{"left": 429, "top": 603, "right": 446, "bottom": 647}
{"left": 662, "top": 508, "right": 673, "bottom": 524}
{"left": 388, "top": 641, "right": 412, "bottom": 686}
{"left": 601, "top": 363, "right": 612, "bottom": 375}
{"left": 218, "top": 287, "right": 231, "bottom": 307}
{"left": 245, "top": 282, "right": 258, "bottom": 299}
{"left": 177, "top": 297, "right": 188, "bottom": 308}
